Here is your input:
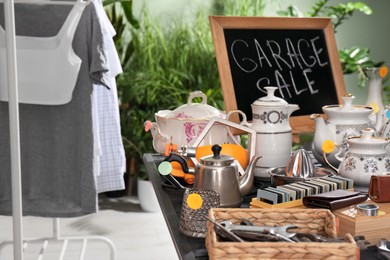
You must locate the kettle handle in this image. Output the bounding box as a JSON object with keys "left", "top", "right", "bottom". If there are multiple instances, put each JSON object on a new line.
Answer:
{"left": 225, "top": 110, "right": 251, "bottom": 147}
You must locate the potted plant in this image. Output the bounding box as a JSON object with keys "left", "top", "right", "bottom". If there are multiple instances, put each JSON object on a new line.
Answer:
{"left": 277, "top": 0, "right": 384, "bottom": 88}
{"left": 116, "top": 6, "right": 226, "bottom": 177}
{"left": 117, "top": 6, "right": 225, "bottom": 211}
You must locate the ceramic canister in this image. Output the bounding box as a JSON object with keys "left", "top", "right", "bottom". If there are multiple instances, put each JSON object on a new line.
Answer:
{"left": 250, "top": 87, "right": 299, "bottom": 177}
{"left": 337, "top": 128, "right": 390, "bottom": 191}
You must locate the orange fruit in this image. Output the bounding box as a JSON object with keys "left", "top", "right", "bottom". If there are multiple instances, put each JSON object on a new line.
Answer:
{"left": 195, "top": 144, "right": 249, "bottom": 169}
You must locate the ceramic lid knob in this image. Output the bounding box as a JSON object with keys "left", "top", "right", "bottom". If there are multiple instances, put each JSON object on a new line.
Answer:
{"left": 200, "top": 144, "right": 234, "bottom": 166}
{"left": 340, "top": 94, "right": 355, "bottom": 111}
{"left": 252, "top": 86, "right": 288, "bottom": 106}
{"left": 156, "top": 90, "right": 224, "bottom": 119}
{"left": 361, "top": 128, "right": 375, "bottom": 140}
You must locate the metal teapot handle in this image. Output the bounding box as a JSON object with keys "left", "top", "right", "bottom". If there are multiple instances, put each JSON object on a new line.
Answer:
{"left": 225, "top": 110, "right": 251, "bottom": 146}
{"left": 190, "top": 117, "right": 257, "bottom": 177}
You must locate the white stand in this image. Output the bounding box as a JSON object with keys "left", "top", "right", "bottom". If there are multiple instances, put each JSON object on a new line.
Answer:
{"left": 2, "top": 0, "right": 116, "bottom": 258}
{"left": 3, "top": 0, "right": 23, "bottom": 258}
{"left": 0, "top": 218, "right": 116, "bottom": 259}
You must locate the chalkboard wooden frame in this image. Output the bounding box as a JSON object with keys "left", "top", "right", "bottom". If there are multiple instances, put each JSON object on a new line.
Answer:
{"left": 209, "top": 16, "right": 347, "bottom": 133}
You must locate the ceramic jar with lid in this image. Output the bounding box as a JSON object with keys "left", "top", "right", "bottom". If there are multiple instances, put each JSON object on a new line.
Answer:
{"left": 326, "top": 128, "right": 390, "bottom": 191}
{"left": 227, "top": 86, "right": 299, "bottom": 178}
{"left": 311, "top": 94, "right": 378, "bottom": 166}
{"left": 145, "top": 91, "right": 235, "bottom": 154}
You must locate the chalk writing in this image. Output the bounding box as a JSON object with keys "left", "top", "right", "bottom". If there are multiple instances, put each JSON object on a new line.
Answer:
{"left": 230, "top": 36, "right": 328, "bottom": 99}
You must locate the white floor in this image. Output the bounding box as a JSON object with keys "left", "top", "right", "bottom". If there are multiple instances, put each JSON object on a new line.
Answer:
{"left": 0, "top": 196, "right": 179, "bottom": 260}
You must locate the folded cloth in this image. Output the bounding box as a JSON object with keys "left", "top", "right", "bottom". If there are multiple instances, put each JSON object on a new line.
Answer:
{"left": 302, "top": 189, "right": 368, "bottom": 211}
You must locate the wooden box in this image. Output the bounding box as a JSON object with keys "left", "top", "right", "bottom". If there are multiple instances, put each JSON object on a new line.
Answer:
{"left": 334, "top": 201, "right": 390, "bottom": 245}
{"left": 205, "top": 208, "right": 359, "bottom": 259}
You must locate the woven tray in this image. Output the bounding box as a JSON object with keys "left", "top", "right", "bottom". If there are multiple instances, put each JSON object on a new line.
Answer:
{"left": 205, "top": 208, "right": 359, "bottom": 260}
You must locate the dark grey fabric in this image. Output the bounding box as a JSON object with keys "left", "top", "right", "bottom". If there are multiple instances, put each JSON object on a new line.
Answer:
{"left": 0, "top": 2, "right": 109, "bottom": 217}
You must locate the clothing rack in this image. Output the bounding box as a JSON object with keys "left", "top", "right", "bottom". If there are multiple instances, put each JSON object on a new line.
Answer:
{"left": 0, "top": 218, "right": 116, "bottom": 259}
{"left": 1, "top": 0, "right": 116, "bottom": 258}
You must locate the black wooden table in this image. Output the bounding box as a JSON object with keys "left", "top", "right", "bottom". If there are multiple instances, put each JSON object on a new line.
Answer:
{"left": 143, "top": 153, "right": 209, "bottom": 260}
{"left": 143, "top": 153, "right": 380, "bottom": 260}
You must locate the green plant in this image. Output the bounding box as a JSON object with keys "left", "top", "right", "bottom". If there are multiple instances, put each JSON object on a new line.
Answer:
{"left": 103, "top": 0, "right": 140, "bottom": 66}
{"left": 116, "top": 6, "right": 223, "bottom": 179}
{"left": 211, "top": 0, "right": 265, "bottom": 16}
{"left": 112, "top": 0, "right": 266, "bottom": 180}
{"left": 277, "top": 0, "right": 384, "bottom": 88}
{"left": 339, "top": 47, "right": 384, "bottom": 87}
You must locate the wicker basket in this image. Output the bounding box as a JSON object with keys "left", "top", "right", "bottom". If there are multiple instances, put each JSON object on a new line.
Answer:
{"left": 205, "top": 208, "right": 359, "bottom": 259}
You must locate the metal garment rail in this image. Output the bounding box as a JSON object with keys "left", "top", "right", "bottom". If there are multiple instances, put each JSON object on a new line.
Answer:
{"left": 0, "top": 218, "right": 116, "bottom": 259}
{"left": 1, "top": 0, "right": 116, "bottom": 258}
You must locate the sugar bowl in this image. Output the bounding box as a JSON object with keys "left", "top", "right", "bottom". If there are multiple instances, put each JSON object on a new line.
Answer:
{"left": 324, "top": 128, "right": 390, "bottom": 191}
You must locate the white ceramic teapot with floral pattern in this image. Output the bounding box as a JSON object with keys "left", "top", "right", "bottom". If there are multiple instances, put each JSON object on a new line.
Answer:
{"left": 324, "top": 128, "right": 390, "bottom": 191}
{"left": 145, "top": 91, "right": 234, "bottom": 154}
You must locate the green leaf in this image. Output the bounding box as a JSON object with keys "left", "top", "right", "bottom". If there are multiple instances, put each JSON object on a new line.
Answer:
{"left": 276, "top": 10, "right": 290, "bottom": 17}
{"left": 347, "top": 2, "right": 372, "bottom": 15}
{"left": 276, "top": 5, "right": 303, "bottom": 17}
{"left": 307, "top": 0, "right": 329, "bottom": 17}
{"left": 121, "top": 1, "right": 140, "bottom": 29}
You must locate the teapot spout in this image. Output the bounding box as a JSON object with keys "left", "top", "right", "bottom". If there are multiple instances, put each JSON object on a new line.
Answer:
{"left": 144, "top": 120, "right": 170, "bottom": 154}
{"left": 374, "top": 112, "right": 384, "bottom": 133}
{"left": 310, "top": 114, "right": 333, "bottom": 155}
{"left": 239, "top": 156, "right": 261, "bottom": 196}
{"left": 144, "top": 120, "right": 164, "bottom": 141}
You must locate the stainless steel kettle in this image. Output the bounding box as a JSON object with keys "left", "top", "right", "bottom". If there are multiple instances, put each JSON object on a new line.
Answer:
{"left": 193, "top": 144, "right": 260, "bottom": 208}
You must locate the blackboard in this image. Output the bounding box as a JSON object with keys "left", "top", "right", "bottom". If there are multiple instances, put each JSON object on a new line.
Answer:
{"left": 209, "top": 16, "right": 347, "bottom": 132}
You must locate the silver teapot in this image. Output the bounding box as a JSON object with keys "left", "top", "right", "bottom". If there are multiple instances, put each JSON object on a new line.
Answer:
{"left": 193, "top": 144, "right": 260, "bottom": 207}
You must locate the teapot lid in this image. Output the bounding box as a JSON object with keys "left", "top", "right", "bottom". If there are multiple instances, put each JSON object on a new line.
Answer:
{"left": 200, "top": 144, "right": 234, "bottom": 166}
{"left": 156, "top": 91, "right": 224, "bottom": 119}
{"left": 252, "top": 86, "right": 288, "bottom": 107}
{"left": 323, "top": 94, "right": 372, "bottom": 113}
{"left": 348, "top": 128, "right": 389, "bottom": 145}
